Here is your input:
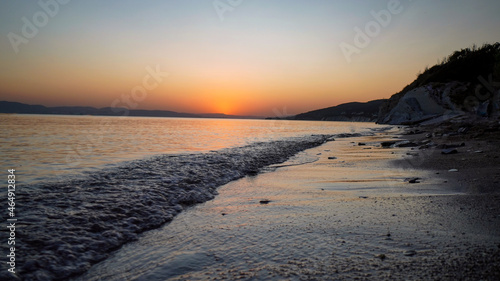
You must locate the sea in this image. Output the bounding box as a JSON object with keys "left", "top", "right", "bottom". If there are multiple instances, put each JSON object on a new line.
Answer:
{"left": 0, "top": 114, "right": 381, "bottom": 280}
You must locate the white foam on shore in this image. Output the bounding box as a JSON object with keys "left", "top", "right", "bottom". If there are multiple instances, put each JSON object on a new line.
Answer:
{"left": 75, "top": 134, "right": 500, "bottom": 281}
{"left": 2, "top": 135, "right": 334, "bottom": 280}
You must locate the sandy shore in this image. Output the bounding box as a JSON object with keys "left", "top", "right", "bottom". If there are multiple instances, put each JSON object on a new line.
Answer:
{"left": 76, "top": 127, "right": 500, "bottom": 280}
{"left": 396, "top": 119, "right": 500, "bottom": 194}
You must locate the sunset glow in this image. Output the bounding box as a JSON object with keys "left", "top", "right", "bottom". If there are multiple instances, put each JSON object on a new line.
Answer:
{"left": 1, "top": 0, "right": 500, "bottom": 116}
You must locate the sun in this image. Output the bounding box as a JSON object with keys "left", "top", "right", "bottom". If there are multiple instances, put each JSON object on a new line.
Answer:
{"left": 214, "top": 101, "right": 234, "bottom": 115}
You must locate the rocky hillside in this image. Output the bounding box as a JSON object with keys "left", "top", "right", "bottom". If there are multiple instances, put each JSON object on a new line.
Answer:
{"left": 377, "top": 43, "right": 500, "bottom": 125}
{"left": 271, "top": 100, "right": 385, "bottom": 122}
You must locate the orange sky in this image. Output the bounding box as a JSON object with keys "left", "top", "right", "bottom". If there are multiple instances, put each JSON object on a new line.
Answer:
{"left": 1, "top": 1, "right": 499, "bottom": 116}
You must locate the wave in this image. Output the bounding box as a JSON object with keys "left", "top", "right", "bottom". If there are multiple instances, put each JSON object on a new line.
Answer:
{"left": 1, "top": 134, "right": 333, "bottom": 280}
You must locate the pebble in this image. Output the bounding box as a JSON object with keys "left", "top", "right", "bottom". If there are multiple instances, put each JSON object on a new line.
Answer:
{"left": 441, "top": 148, "right": 458, "bottom": 155}
{"left": 408, "top": 178, "right": 420, "bottom": 184}
{"left": 328, "top": 157, "right": 337, "bottom": 160}
{"left": 404, "top": 250, "right": 417, "bottom": 256}
{"left": 381, "top": 141, "right": 396, "bottom": 148}
{"left": 396, "top": 141, "right": 419, "bottom": 148}
{"left": 448, "top": 169, "right": 459, "bottom": 172}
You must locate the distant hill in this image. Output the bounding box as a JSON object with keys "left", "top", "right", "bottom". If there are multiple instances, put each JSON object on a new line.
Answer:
{"left": 268, "top": 100, "right": 386, "bottom": 122}
{"left": 377, "top": 43, "right": 500, "bottom": 124}
{"left": 0, "top": 101, "right": 261, "bottom": 120}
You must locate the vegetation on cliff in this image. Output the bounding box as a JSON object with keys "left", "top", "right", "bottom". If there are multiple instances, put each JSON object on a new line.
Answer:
{"left": 378, "top": 43, "right": 500, "bottom": 123}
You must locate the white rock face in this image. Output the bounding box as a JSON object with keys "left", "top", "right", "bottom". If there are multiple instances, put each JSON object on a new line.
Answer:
{"left": 381, "top": 82, "right": 467, "bottom": 124}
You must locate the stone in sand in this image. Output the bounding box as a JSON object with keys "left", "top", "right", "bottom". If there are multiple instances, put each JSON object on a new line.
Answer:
{"left": 408, "top": 178, "right": 420, "bottom": 184}
{"left": 437, "top": 143, "right": 466, "bottom": 149}
{"left": 404, "top": 250, "right": 417, "bottom": 256}
{"left": 396, "top": 141, "right": 419, "bottom": 148}
{"left": 259, "top": 200, "right": 271, "bottom": 204}
{"left": 381, "top": 141, "right": 396, "bottom": 148}
{"left": 441, "top": 148, "right": 458, "bottom": 155}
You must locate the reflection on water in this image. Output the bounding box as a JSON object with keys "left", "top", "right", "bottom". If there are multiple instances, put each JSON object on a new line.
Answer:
{"left": 75, "top": 137, "right": 497, "bottom": 281}
{"left": 0, "top": 114, "right": 377, "bottom": 185}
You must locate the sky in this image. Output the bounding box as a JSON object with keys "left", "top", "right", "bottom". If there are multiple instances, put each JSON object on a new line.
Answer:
{"left": 0, "top": 0, "right": 499, "bottom": 116}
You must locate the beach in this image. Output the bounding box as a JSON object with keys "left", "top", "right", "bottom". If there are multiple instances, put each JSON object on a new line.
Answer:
{"left": 1, "top": 116, "right": 382, "bottom": 280}
{"left": 75, "top": 125, "right": 500, "bottom": 280}
{"left": 2, "top": 1, "right": 499, "bottom": 280}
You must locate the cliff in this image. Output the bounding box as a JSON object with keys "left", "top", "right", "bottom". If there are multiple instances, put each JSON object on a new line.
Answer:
{"left": 377, "top": 43, "right": 500, "bottom": 125}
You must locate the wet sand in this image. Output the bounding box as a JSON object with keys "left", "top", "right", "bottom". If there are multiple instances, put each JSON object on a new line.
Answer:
{"left": 76, "top": 128, "right": 500, "bottom": 280}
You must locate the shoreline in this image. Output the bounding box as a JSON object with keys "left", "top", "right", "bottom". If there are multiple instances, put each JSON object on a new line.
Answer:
{"left": 2, "top": 134, "right": 337, "bottom": 281}
{"left": 76, "top": 126, "right": 500, "bottom": 280}
{"left": 393, "top": 119, "right": 500, "bottom": 194}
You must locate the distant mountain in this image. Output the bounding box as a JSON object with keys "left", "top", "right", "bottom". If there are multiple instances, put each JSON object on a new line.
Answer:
{"left": 377, "top": 43, "right": 500, "bottom": 124}
{"left": 0, "top": 101, "right": 261, "bottom": 120}
{"left": 267, "top": 100, "right": 386, "bottom": 122}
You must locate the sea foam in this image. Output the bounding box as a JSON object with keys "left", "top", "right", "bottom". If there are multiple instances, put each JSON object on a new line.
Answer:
{"left": 0, "top": 134, "right": 333, "bottom": 280}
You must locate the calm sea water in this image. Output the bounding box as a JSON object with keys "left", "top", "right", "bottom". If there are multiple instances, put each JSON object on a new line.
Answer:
{"left": 1, "top": 114, "right": 383, "bottom": 280}
{"left": 0, "top": 114, "right": 378, "bottom": 186}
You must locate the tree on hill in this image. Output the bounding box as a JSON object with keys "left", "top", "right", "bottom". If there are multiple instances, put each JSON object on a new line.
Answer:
{"left": 378, "top": 43, "right": 500, "bottom": 122}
